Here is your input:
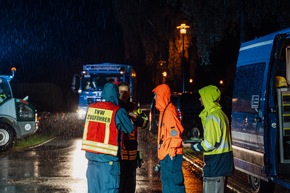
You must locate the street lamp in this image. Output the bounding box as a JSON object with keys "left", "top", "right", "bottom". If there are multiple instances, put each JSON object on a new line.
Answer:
{"left": 162, "top": 71, "right": 167, "bottom": 77}
{"left": 177, "top": 23, "right": 190, "bottom": 93}
{"left": 162, "top": 71, "right": 167, "bottom": 83}
{"left": 159, "top": 60, "right": 167, "bottom": 84}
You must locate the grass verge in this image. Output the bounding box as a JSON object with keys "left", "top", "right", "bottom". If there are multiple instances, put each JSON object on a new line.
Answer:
{"left": 13, "top": 134, "right": 55, "bottom": 150}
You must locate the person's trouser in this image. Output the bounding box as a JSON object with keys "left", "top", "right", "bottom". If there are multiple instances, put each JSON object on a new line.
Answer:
{"left": 86, "top": 160, "right": 120, "bottom": 193}
{"left": 203, "top": 176, "right": 226, "bottom": 193}
{"left": 160, "top": 154, "right": 185, "bottom": 193}
{"left": 119, "top": 159, "right": 137, "bottom": 193}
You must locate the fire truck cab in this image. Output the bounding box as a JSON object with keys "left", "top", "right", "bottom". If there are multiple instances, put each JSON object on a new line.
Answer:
{"left": 72, "top": 63, "right": 136, "bottom": 119}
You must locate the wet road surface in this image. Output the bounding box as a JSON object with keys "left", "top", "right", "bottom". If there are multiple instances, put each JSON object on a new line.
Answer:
{"left": 0, "top": 128, "right": 203, "bottom": 193}
{"left": 1, "top": 127, "right": 290, "bottom": 193}
{"left": 0, "top": 137, "right": 87, "bottom": 193}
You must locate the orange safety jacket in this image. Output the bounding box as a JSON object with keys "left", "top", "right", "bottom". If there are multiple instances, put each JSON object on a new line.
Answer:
{"left": 152, "top": 84, "right": 184, "bottom": 161}
{"left": 157, "top": 103, "right": 183, "bottom": 160}
{"left": 81, "top": 102, "right": 120, "bottom": 156}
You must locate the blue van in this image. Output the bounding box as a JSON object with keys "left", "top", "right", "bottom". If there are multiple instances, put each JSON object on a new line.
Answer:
{"left": 232, "top": 27, "right": 290, "bottom": 192}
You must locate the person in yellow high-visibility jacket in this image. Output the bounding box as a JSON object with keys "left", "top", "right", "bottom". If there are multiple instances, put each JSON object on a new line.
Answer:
{"left": 190, "top": 85, "right": 234, "bottom": 193}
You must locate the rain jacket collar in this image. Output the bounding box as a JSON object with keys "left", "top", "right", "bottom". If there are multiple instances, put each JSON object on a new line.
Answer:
{"left": 101, "top": 82, "right": 120, "bottom": 106}
{"left": 152, "top": 84, "right": 171, "bottom": 112}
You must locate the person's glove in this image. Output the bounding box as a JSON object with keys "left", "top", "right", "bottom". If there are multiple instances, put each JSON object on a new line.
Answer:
{"left": 133, "top": 108, "right": 148, "bottom": 129}
{"left": 133, "top": 108, "right": 143, "bottom": 115}
{"left": 182, "top": 142, "right": 191, "bottom": 148}
{"left": 137, "top": 158, "right": 143, "bottom": 168}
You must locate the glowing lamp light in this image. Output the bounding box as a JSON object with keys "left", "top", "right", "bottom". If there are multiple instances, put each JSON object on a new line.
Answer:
{"left": 162, "top": 71, "right": 167, "bottom": 77}
{"left": 132, "top": 70, "right": 136, "bottom": 77}
{"left": 177, "top": 23, "right": 190, "bottom": 35}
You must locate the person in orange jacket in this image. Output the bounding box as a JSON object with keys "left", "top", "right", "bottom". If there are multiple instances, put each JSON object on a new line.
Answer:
{"left": 152, "top": 83, "right": 185, "bottom": 193}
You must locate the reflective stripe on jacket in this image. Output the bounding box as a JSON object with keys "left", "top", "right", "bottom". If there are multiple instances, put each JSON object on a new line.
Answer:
{"left": 200, "top": 110, "right": 232, "bottom": 155}
{"left": 82, "top": 102, "right": 120, "bottom": 156}
{"left": 119, "top": 101, "right": 138, "bottom": 161}
{"left": 121, "top": 130, "right": 138, "bottom": 160}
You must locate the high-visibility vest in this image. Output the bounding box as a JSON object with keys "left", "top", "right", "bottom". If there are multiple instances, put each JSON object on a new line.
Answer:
{"left": 121, "top": 128, "right": 138, "bottom": 160}
{"left": 81, "top": 102, "right": 120, "bottom": 156}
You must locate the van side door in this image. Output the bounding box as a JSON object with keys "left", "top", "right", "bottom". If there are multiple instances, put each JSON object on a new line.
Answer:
{"left": 232, "top": 61, "right": 266, "bottom": 153}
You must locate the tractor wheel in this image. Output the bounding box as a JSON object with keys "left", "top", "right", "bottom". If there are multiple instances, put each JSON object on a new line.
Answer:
{"left": 0, "top": 122, "right": 15, "bottom": 151}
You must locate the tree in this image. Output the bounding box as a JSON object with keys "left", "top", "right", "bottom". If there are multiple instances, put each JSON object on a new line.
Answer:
{"left": 114, "top": 0, "right": 290, "bottom": 95}
{"left": 114, "top": 0, "right": 184, "bottom": 93}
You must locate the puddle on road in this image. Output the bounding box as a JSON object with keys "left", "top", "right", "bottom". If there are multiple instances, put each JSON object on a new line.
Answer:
{"left": 5, "top": 177, "right": 87, "bottom": 193}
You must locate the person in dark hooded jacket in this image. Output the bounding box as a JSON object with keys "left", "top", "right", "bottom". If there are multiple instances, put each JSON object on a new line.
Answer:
{"left": 81, "top": 82, "right": 134, "bottom": 193}
{"left": 118, "top": 82, "right": 148, "bottom": 193}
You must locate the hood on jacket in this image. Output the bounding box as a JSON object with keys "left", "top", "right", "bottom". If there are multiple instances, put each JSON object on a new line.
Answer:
{"left": 198, "top": 85, "right": 221, "bottom": 111}
{"left": 152, "top": 84, "right": 171, "bottom": 111}
{"left": 101, "top": 82, "right": 120, "bottom": 105}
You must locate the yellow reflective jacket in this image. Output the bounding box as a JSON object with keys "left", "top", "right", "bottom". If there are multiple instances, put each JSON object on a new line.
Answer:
{"left": 192, "top": 85, "right": 234, "bottom": 177}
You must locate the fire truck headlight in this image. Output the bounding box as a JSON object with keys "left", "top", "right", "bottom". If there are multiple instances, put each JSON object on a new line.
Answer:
{"left": 78, "top": 109, "right": 87, "bottom": 119}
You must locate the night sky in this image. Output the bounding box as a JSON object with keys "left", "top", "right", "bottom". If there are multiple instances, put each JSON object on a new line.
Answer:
{"left": 0, "top": 1, "right": 125, "bottom": 80}
{"left": 0, "top": 1, "right": 126, "bottom": 111}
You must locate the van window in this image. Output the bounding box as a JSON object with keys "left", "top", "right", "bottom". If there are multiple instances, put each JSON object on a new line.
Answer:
{"left": 232, "top": 62, "right": 265, "bottom": 113}
{"left": 0, "top": 78, "right": 12, "bottom": 103}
